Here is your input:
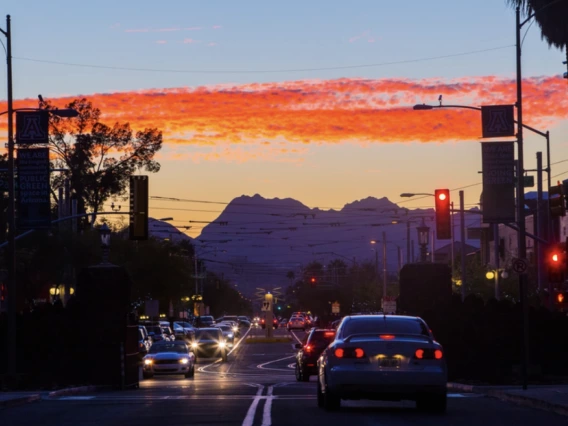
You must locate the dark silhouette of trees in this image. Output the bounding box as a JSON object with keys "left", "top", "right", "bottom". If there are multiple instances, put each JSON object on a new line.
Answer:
{"left": 42, "top": 98, "right": 162, "bottom": 221}
{"left": 506, "top": 0, "right": 568, "bottom": 50}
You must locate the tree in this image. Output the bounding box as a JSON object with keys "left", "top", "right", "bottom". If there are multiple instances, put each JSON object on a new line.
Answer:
{"left": 43, "top": 98, "right": 162, "bottom": 220}
{"left": 506, "top": 0, "right": 568, "bottom": 50}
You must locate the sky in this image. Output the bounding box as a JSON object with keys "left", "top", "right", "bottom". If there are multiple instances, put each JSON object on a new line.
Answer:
{"left": 1, "top": 0, "right": 567, "bottom": 239}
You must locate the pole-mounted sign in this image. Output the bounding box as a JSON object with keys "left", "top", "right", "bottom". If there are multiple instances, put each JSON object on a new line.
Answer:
{"left": 481, "top": 105, "right": 515, "bottom": 138}
{"left": 481, "top": 142, "right": 516, "bottom": 223}
{"left": 15, "top": 111, "right": 49, "bottom": 145}
{"left": 16, "top": 147, "right": 51, "bottom": 229}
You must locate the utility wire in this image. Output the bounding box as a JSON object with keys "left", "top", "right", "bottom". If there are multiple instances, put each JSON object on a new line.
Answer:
{"left": 13, "top": 45, "right": 512, "bottom": 75}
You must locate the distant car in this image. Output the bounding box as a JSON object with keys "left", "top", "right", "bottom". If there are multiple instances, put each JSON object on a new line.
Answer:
{"left": 142, "top": 341, "right": 196, "bottom": 379}
{"left": 260, "top": 316, "right": 278, "bottom": 329}
{"left": 138, "top": 327, "right": 151, "bottom": 358}
{"left": 194, "top": 315, "right": 215, "bottom": 328}
{"left": 317, "top": 315, "right": 447, "bottom": 412}
{"left": 216, "top": 325, "right": 236, "bottom": 346}
{"left": 295, "top": 329, "right": 336, "bottom": 381}
{"left": 146, "top": 325, "right": 167, "bottom": 343}
{"left": 173, "top": 321, "right": 196, "bottom": 342}
{"left": 191, "top": 328, "right": 228, "bottom": 362}
{"left": 279, "top": 318, "right": 288, "bottom": 327}
{"left": 161, "top": 326, "right": 175, "bottom": 341}
{"left": 287, "top": 316, "right": 306, "bottom": 331}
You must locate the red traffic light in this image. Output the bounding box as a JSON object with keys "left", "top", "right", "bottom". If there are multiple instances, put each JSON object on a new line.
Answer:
{"left": 310, "top": 277, "right": 316, "bottom": 283}
{"left": 438, "top": 192, "right": 447, "bottom": 201}
{"left": 552, "top": 253, "right": 560, "bottom": 262}
{"left": 434, "top": 189, "right": 451, "bottom": 240}
{"left": 558, "top": 293, "right": 565, "bottom": 303}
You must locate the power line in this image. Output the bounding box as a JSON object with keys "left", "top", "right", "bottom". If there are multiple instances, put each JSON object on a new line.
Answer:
{"left": 13, "top": 45, "right": 512, "bottom": 75}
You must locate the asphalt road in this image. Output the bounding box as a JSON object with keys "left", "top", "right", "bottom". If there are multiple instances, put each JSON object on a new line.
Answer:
{"left": 2, "top": 326, "right": 567, "bottom": 426}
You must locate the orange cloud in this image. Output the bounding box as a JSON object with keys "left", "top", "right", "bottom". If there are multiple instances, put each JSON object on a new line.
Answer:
{"left": 1, "top": 76, "right": 566, "bottom": 146}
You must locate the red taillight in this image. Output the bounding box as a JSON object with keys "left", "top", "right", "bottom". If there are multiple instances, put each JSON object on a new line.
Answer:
{"left": 324, "top": 332, "right": 335, "bottom": 337}
{"left": 354, "top": 348, "right": 365, "bottom": 358}
{"left": 434, "top": 349, "right": 443, "bottom": 359}
{"left": 334, "top": 348, "right": 344, "bottom": 358}
{"left": 305, "top": 345, "right": 312, "bottom": 352}
{"left": 415, "top": 349, "right": 424, "bottom": 359}
{"left": 380, "top": 334, "right": 395, "bottom": 340}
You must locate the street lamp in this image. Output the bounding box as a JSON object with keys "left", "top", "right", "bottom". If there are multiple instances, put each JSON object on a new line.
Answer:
{"left": 99, "top": 223, "right": 111, "bottom": 264}
{"left": 416, "top": 218, "right": 430, "bottom": 263}
{"left": 486, "top": 268, "right": 509, "bottom": 301}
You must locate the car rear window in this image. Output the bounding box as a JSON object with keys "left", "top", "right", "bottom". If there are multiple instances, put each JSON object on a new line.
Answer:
{"left": 309, "top": 331, "right": 336, "bottom": 346}
{"left": 341, "top": 317, "right": 429, "bottom": 337}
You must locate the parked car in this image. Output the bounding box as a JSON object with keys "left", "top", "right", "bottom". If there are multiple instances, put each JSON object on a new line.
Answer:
{"left": 142, "top": 341, "right": 196, "bottom": 379}
{"left": 316, "top": 315, "right": 447, "bottom": 412}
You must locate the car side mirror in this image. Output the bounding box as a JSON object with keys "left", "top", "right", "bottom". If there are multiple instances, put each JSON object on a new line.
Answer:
{"left": 294, "top": 343, "right": 303, "bottom": 349}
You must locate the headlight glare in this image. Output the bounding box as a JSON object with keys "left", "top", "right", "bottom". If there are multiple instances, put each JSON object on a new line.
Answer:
{"left": 232, "top": 327, "right": 238, "bottom": 332}
{"left": 144, "top": 359, "right": 153, "bottom": 365}
{"left": 191, "top": 342, "right": 198, "bottom": 348}
{"left": 180, "top": 358, "right": 189, "bottom": 364}
{"left": 218, "top": 341, "right": 226, "bottom": 349}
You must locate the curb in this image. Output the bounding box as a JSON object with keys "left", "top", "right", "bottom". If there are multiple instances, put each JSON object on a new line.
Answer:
{"left": 0, "top": 394, "right": 41, "bottom": 408}
{"left": 47, "top": 385, "right": 102, "bottom": 398}
{"left": 487, "top": 390, "right": 568, "bottom": 417}
{"left": 447, "top": 382, "right": 475, "bottom": 392}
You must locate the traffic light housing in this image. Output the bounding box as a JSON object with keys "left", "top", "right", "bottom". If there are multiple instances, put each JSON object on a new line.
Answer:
{"left": 549, "top": 183, "right": 566, "bottom": 218}
{"left": 434, "top": 189, "right": 451, "bottom": 240}
{"left": 547, "top": 245, "right": 566, "bottom": 284}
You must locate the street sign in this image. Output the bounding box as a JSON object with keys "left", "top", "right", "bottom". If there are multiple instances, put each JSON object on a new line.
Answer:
{"left": 481, "top": 105, "right": 515, "bottom": 138}
{"left": 512, "top": 258, "right": 529, "bottom": 274}
{"left": 331, "top": 301, "right": 340, "bottom": 314}
{"left": 261, "top": 301, "right": 270, "bottom": 311}
{"left": 513, "top": 175, "right": 535, "bottom": 188}
{"left": 481, "top": 142, "right": 515, "bottom": 223}
{"left": 15, "top": 111, "right": 49, "bottom": 145}
{"left": 16, "top": 147, "right": 51, "bottom": 230}
{"left": 382, "top": 296, "right": 397, "bottom": 314}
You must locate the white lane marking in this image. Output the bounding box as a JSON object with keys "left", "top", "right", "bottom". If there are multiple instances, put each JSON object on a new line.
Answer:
{"left": 58, "top": 396, "right": 95, "bottom": 400}
{"left": 262, "top": 385, "right": 274, "bottom": 426}
{"left": 198, "top": 327, "right": 253, "bottom": 374}
{"left": 290, "top": 331, "right": 303, "bottom": 345}
{"left": 242, "top": 385, "right": 264, "bottom": 426}
{"left": 256, "top": 355, "right": 296, "bottom": 372}
{"left": 228, "top": 327, "right": 252, "bottom": 356}
{"left": 286, "top": 363, "right": 295, "bottom": 369}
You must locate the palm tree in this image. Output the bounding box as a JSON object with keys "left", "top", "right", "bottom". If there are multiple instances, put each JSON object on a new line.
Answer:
{"left": 506, "top": 0, "right": 568, "bottom": 50}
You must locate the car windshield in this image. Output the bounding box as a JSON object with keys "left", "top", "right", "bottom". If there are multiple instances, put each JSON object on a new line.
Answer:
{"left": 200, "top": 316, "right": 214, "bottom": 322}
{"left": 341, "top": 317, "right": 429, "bottom": 338}
{"left": 149, "top": 343, "right": 189, "bottom": 354}
{"left": 179, "top": 322, "right": 192, "bottom": 328}
{"left": 146, "top": 326, "right": 163, "bottom": 334}
{"left": 195, "top": 329, "right": 222, "bottom": 340}
{"left": 218, "top": 326, "right": 231, "bottom": 331}
{"left": 309, "top": 331, "right": 336, "bottom": 347}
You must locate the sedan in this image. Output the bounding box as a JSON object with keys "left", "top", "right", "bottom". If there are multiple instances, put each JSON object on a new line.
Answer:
{"left": 191, "top": 328, "right": 228, "bottom": 362}
{"left": 287, "top": 316, "right": 306, "bottom": 331}
{"left": 142, "top": 341, "right": 196, "bottom": 379}
{"left": 317, "top": 315, "right": 447, "bottom": 412}
{"left": 216, "top": 325, "right": 236, "bottom": 347}
{"left": 295, "top": 329, "right": 336, "bottom": 382}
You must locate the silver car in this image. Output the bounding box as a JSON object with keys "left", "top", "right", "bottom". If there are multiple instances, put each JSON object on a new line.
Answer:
{"left": 317, "top": 315, "right": 447, "bottom": 412}
{"left": 143, "top": 341, "right": 196, "bottom": 379}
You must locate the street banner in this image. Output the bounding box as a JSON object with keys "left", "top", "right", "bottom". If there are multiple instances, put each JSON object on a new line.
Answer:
{"left": 16, "top": 147, "right": 51, "bottom": 230}
{"left": 15, "top": 111, "right": 49, "bottom": 144}
{"left": 481, "top": 142, "right": 515, "bottom": 223}
{"left": 481, "top": 105, "right": 515, "bottom": 138}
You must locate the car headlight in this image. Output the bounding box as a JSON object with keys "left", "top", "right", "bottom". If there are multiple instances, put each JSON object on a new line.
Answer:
{"left": 232, "top": 327, "right": 238, "bottom": 332}
{"left": 191, "top": 342, "right": 198, "bottom": 349}
{"left": 228, "top": 333, "right": 234, "bottom": 339}
{"left": 218, "top": 341, "right": 226, "bottom": 349}
{"left": 180, "top": 358, "right": 189, "bottom": 364}
{"left": 144, "top": 359, "right": 153, "bottom": 365}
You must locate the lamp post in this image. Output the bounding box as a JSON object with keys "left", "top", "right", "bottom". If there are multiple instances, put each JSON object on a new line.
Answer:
{"left": 99, "top": 223, "right": 111, "bottom": 264}
{"left": 416, "top": 218, "right": 430, "bottom": 263}
{"left": 486, "top": 268, "right": 509, "bottom": 301}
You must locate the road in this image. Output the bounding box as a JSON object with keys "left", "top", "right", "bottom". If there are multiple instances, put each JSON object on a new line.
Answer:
{"left": 2, "top": 327, "right": 567, "bottom": 425}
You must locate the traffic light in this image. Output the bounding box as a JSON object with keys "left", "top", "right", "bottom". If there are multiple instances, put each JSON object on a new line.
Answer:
{"left": 547, "top": 245, "right": 566, "bottom": 284}
{"left": 310, "top": 277, "right": 317, "bottom": 288}
{"left": 549, "top": 182, "right": 566, "bottom": 217}
{"left": 434, "top": 189, "right": 451, "bottom": 240}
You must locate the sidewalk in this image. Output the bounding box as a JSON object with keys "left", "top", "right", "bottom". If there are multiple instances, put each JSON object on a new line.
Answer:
{"left": 0, "top": 385, "right": 102, "bottom": 409}
{"left": 449, "top": 382, "right": 568, "bottom": 417}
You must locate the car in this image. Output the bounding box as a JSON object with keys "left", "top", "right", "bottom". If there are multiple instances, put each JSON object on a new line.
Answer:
{"left": 173, "top": 321, "right": 196, "bottom": 342}
{"left": 279, "top": 318, "right": 288, "bottom": 327}
{"left": 237, "top": 316, "right": 252, "bottom": 327}
{"left": 138, "top": 327, "right": 151, "bottom": 358}
{"left": 190, "top": 328, "right": 228, "bottom": 362}
{"left": 216, "top": 324, "right": 236, "bottom": 346}
{"left": 316, "top": 315, "right": 447, "bottom": 412}
{"left": 287, "top": 315, "right": 306, "bottom": 331}
{"left": 145, "top": 325, "right": 168, "bottom": 343}
{"left": 142, "top": 340, "right": 196, "bottom": 379}
{"left": 295, "top": 329, "right": 336, "bottom": 382}
{"left": 194, "top": 315, "right": 215, "bottom": 328}
{"left": 161, "top": 326, "right": 175, "bottom": 341}
{"left": 260, "top": 316, "right": 278, "bottom": 329}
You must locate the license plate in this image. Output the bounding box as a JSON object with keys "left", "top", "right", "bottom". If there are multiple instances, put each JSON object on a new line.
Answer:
{"left": 379, "top": 357, "right": 401, "bottom": 368}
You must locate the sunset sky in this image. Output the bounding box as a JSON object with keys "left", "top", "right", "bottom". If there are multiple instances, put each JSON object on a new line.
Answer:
{"left": 1, "top": 0, "right": 567, "bottom": 238}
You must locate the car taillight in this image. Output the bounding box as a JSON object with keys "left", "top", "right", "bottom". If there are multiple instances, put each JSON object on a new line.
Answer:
{"left": 414, "top": 348, "right": 443, "bottom": 360}
{"left": 380, "top": 334, "right": 395, "bottom": 340}
{"left": 324, "top": 332, "right": 335, "bottom": 337}
{"left": 333, "top": 347, "right": 365, "bottom": 359}
{"left": 354, "top": 348, "right": 365, "bottom": 358}
{"left": 334, "top": 348, "right": 344, "bottom": 358}
{"left": 305, "top": 345, "right": 312, "bottom": 352}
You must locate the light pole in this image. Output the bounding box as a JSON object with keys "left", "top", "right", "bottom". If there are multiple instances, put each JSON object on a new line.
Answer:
{"left": 416, "top": 218, "right": 430, "bottom": 263}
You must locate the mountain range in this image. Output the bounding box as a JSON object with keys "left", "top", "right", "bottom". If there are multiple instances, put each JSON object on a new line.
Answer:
{"left": 148, "top": 194, "right": 483, "bottom": 297}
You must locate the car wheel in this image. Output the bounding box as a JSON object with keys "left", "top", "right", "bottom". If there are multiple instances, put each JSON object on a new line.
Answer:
{"left": 416, "top": 393, "right": 447, "bottom": 414}
{"left": 323, "top": 375, "right": 340, "bottom": 411}
{"left": 142, "top": 372, "right": 153, "bottom": 379}
{"left": 317, "top": 376, "right": 324, "bottom": 408}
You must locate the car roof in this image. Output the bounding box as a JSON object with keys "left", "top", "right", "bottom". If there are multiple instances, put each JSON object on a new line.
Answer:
{"left": 343, "top": 315, "right": 420, "bottom": 321}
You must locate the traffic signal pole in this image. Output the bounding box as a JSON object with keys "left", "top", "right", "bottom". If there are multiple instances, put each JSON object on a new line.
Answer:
{"left": 460, "top": 191, "right": 466, "bottom": 301}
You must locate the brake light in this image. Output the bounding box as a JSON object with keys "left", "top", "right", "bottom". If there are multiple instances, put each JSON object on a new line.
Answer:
{"left": 415, "top": 349, "right": 424, "bottom": 359}
{"left": 305, "top": 345, "right": 312, "bottom": 352}
{"left": 434, "top": 349, "right": 443, "bottom": 359}
{"left": 414, "top": 348, "right": 443, "bottom": 360}
{"left": 354, "top": 348, "right": 365, "bottom": 358}
{"left": 334, "top": 348, "right": 344, "bottom": 358}
{"left": 380, "top": 334, "right": 395, "bottom": 340}
{"left": 324, "top": 332, "right": 335, "bottom": 337}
